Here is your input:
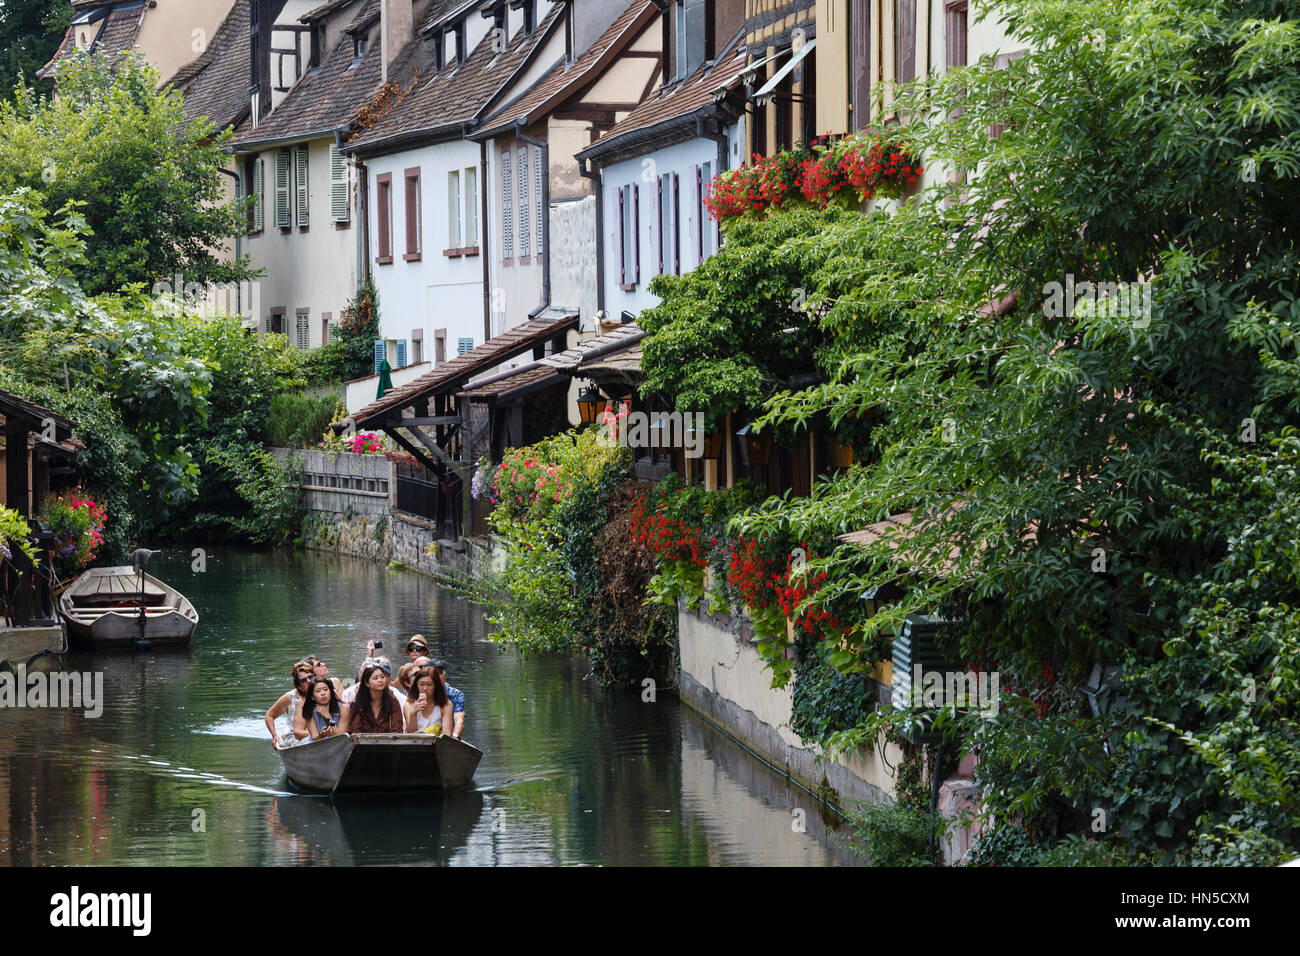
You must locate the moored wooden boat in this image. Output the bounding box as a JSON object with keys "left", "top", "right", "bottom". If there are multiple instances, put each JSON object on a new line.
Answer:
{"left": 59, "top": 566, "right": 199, "bottom": 649}
{"left": 278, "top": 733, "right": 483, "bottom": 793}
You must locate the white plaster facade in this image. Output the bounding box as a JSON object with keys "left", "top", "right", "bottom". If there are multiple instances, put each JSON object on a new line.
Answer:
{"left": 597, "top": 121, "right": 742, "bottom": 317}
{"left": 241, "top": 136, "right": 358, "bottom": 349}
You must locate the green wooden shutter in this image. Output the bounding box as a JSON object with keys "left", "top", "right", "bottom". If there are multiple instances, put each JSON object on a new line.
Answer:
{"left": 274, "top": 151, "right": 291, "bottom": 228}
{"left": 295, "top": 146, "right": 310, "bottom": 228}
{"left": 252, "top": 158, "right": 264, "bottom": 232}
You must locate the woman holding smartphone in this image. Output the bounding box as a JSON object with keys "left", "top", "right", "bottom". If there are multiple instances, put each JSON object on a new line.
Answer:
{"left": 348, "top": 660, "right": 406, "bottom": 733}
{"left": 298, "top": 676, "right": 350, "bottom": 741}
{"left": 405, "top": 667, "right": 454, "bottom": 735}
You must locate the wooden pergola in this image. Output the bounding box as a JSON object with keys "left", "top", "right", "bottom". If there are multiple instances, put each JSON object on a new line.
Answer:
{"left": 344, "top": 314, "right": 578, "bottom": 536}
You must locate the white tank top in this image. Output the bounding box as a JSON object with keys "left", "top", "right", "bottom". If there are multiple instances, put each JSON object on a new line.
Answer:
{"left": 415, "top": 705, "right": 441, "bottom": 732}
{"left": 280, "top": 691, "right": 305, "bottom": 737}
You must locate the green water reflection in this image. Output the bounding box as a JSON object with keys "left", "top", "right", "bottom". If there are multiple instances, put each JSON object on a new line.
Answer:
{"left": 0, "top": 548, "right": 862, "bottom": 866}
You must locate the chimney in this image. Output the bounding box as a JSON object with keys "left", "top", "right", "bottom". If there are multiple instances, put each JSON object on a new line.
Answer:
{"left": 381, "top": 0, "right": 413, "bottom": 84}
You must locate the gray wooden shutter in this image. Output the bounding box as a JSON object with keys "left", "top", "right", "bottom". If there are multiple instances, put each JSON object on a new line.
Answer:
{"left": 633, "top": 183, "right": 640, "bottom": 283}
{"left": 295, "top": 146, "right": 310, "bottom": 228}
{"left": 274, "top": 151, "right": 291, "bottom": 228}
{"left": 502, "top": 150, "right": 513, "bottom": 258}
{"left": 535, "top": 149, "right": 543, "bottom": 256}
{"left": 330, "top": 144, "right": 349, "bottom": 223}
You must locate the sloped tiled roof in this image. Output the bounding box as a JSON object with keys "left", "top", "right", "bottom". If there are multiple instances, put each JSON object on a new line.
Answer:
{"left": 344, "top": 2, "right": 564, "bottom": 154}
{"left": 301, "top": 0, "right": 358, "bottom": 23}
{"left": 171, "top": 0, "right": 250, "bottom": 132}
{"left": 460, "top": 321, "right": 645, "bottom": 400}
{"left": 232, "top": 0, "right": 393, "bottom": 149}
{"left": 475, "top": 0, "right": 657, "bottom": 138}
{"left": 351, "top": 313, "right": 580, "bottom": 427}
{"left": 579, "top": 31, "right": 747, "bottom": 162}
{"left": 582, "top": 343, "right": 642, "bottom": 377}
{"left": 38, "top": 2, "right": 146, "bottom": 81}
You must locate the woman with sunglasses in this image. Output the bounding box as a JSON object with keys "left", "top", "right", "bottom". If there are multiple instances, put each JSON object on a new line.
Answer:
{"left": 264, "top": 661, "right": 313, "bottom": 749}
{"left": 297, "top": 676, "right": 350, "bottom": 741}
{"left": 405, "top": 666, "right": 454, "bottom": 735}
{"left": 347, "top": 660, "right": 406, "bottom": 734}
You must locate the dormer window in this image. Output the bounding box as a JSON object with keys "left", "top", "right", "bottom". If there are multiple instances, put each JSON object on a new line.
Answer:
{"left": 508, "top": 0, "right": 536, "bottom": 36}
{"left": 310, "top": 24, "right": 324, "bottom": 69}
{"left": 455, "top": 23, "right": 467, "bottom": 64}
{"left": 483, "top": 4, "right": 508, "bottom": 50}
{"left": 353, "top": 36, "right": 366, "bottom": 60}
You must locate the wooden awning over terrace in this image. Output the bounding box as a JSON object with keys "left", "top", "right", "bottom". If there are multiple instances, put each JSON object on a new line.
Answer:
{"left": 0, "top": 390, "right": 77, "bottom": 518}
{"left": 344, "top": 313, "right": 579, "bottom": 477}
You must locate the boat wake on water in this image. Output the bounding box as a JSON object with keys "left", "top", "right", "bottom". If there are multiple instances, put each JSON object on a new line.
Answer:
{"left": 82, "top": 746, "right": 293, "bottom": 796}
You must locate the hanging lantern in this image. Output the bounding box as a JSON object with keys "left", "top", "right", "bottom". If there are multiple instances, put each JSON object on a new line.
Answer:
{"left": 828, "top": 436, "right": 855, "bottom": 469}
{"left": 577, "top": 384, "right": 603, "bottom": 425}
{"left": 735, "top": 424, "right": 772, "bottom": 469}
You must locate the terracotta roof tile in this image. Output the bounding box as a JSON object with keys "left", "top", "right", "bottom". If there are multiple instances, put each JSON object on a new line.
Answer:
{"left": 172, "top": 0, "right": 250, "bottom": 131}
{"left": 579, "top": 31, "right": 747, "bottom": 161}
{"left": 345, "top": 2, "right": 563, "bottom": 153}
{"left": 39, "top": 3, "right": 145, "bottom": 81}
{"left": 476, "top": 1, "right": 657, "bottom": 137}
{"left": 232, "top": 0, "right": 397, "bottom": 149}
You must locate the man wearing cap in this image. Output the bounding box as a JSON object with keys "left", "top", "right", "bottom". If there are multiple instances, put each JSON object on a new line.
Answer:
{"left": 414, "top": 656, "right": 466, "bottom": 740}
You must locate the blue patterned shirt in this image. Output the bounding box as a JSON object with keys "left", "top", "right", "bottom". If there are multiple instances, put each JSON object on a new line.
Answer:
{"left": 446, "top": 685, "right": 466, "bottom": 714}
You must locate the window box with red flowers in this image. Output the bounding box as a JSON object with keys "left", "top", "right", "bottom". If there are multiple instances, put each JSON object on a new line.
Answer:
{"left": 705, "top": 128, "right": 923, "bottom": 222}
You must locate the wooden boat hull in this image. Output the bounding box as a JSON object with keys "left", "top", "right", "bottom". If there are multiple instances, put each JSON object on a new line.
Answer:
{"left": 278, "top": 733, "right": 483, "bottom": 793}
{"left": 59, "top": 567, "right": 198, "bottom": 649}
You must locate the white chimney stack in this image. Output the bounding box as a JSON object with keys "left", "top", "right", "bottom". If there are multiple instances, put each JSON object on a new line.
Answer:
{"left": 381, "top": 0, "right": 414, "bottom": 84}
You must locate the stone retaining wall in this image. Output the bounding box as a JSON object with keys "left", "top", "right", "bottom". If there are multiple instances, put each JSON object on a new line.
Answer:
{"left": 272, "top": 448, "right": 475, "bottom": 576}
{"left": 677, "top": 599, "right": 902, "bottom": 813}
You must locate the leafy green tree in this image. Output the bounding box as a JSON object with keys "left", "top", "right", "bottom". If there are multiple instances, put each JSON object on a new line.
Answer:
{"left": 0, "top": 0, "right": 67, "bottom": 95}
{"left": 0, "top": 51, "right": 252, "bottom": 294}
{"left": 643, "top": 0, "right": 1300, "bottom": 862}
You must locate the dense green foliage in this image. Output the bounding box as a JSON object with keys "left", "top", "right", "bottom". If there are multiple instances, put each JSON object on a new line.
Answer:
{"left": 0, "top": 0, "right": 66, "bottom": 95}
{"left": 639, "top": 207, "right": 847, "bottom": 432}
{"left": 0, "top": 52, "right": 252, "bottom": 294}
{"left": 0, "top": 189, "right": 304, "bottom": 552}
{"left": 638, "top": 0, "right": 1300, "bottom": 863}
{"left": 267, "top": 392, "right": 340, "bottom": 449}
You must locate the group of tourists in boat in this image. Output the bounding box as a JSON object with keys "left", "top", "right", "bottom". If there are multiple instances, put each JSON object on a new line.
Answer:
{"left": 263, "top": 634, "right": 466, "bottom": 748}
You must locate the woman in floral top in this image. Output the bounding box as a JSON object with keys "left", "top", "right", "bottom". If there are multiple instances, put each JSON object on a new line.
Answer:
{"left": 347, "top": 661, "right": 406, "bottom": 734}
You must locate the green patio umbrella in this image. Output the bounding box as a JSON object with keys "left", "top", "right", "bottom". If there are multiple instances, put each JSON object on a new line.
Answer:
{"left": 376, "top": 358, "right": 394, "bottom": 399}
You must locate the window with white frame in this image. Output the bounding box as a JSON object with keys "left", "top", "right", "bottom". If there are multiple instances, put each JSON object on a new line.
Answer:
{"left": 465, "top": 166, "right": 478, "bottom": 246}
{"left": 657, "top": 172, "right": 679, "bottom": 275}
{"left": 618, "top": 182, "right": 639, "bottom": 287}
{"left": 448, "top": 170, "right": 462, "bottom": 247}
{"left": 697, "top": 161, "right": 714, "bottom": 261}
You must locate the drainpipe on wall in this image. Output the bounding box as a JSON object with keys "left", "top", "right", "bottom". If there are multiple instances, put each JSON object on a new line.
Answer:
{"left": 217, "top": 165, "right": 242, "bottom": 316}
{"left": 578, "top": 156, "right": 604, "bottom": 316}
{"left": 480, "top": 138, "right": 492, "bottom": 342}
{"left": 515, "top": 126, "right": 550, "bottom": 312}
{"left": 340, "top": 130, "right": 369, "bottom": 289}
{"left": 697, "top": 114, "right": 729, "bottom": 173}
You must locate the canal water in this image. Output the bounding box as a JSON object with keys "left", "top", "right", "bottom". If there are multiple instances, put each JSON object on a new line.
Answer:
{"left": 0, "top": 549, "right": 863, "bottom": 866}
